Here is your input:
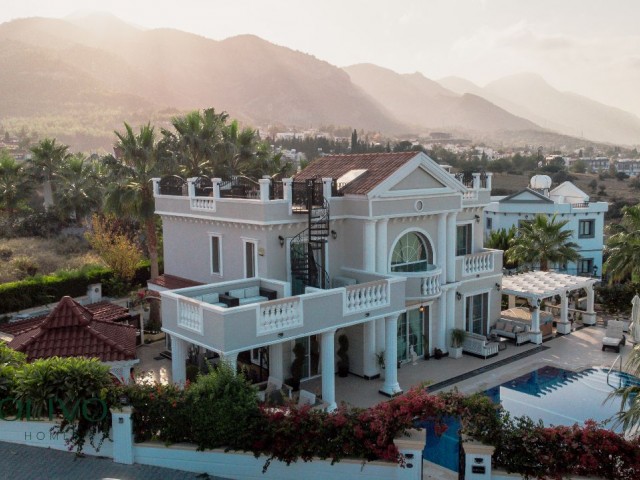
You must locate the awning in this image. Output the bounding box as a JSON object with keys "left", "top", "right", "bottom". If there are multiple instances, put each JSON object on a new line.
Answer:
{"left": 501, "top": 271, "right": 598, "bottom": 303}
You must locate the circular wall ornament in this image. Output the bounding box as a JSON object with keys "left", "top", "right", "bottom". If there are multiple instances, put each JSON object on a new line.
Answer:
{"left": 415, "top": 200, "right": 424, "bottom": 212}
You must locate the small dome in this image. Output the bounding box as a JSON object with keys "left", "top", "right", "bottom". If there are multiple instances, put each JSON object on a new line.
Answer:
{"left": 529, "top": 175, "right": 552, "bottom": 189}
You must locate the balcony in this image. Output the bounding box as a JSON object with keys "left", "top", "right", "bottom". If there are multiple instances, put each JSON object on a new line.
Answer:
{"left": 396, "top": 266, "right": 442, "bottom": 300}
{"left": 161, "top": 270, "right": 406, "bottom": 354}
{"left": 451, "top": 172, "right": 493, "bottom": 206}
{"left": 456, "top": 249, "right": 503, "bottom": 279}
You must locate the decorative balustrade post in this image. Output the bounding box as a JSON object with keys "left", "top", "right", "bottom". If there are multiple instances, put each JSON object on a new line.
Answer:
{"left": 187, "top": 177, "right": 197, "bottom": 197}
{"left": 283, "top": 178, "right": 293, "bottom": 214}
{"left": 472, "top": 173, "right": 481, "bottom": 190}
{"left": 212, "top": 178, "right": 221, "bottom": 199}
{"left": 322, "top": 177, "right": 333, "bottom": 200}
{"left": 151, "top": 178, "right": 160, "bottom": 195}
{"left": 258, "top": 178, "right": 271, "bottom": 202}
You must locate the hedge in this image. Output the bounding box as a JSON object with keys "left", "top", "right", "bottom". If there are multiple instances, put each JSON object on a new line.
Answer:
{"left": 0, "top": 261, "right": 158, "bottom": 315}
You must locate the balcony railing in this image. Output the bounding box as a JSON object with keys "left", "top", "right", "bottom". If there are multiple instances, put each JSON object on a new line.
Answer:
{"left": 421, "top": 268, "right": 442, "bottom": 297}
{"left": 462, "top": 250, "right": 496, "bottom": 276}
{"left": 343, "top": 280, "right": 389, "bottom": 314}
{"left": 177, "top": 298, "right": 203, "bottom": 334}
{"left": 257, "top": 297, "right": 303, "bottom": 336}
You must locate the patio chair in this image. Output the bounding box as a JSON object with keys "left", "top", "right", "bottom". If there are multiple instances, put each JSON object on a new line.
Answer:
{"left": 256, "top": 376, "right": 292, "bottom": 402}
{"left": 602, "top": 320, "right": 626, "bottom": 353}
{"left": 297, "top": 389, "right": 316, "bottom": 408}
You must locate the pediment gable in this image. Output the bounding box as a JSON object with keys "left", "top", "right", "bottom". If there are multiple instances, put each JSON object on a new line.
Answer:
{"left": 500, "top": 189, "right": 553, "bottom": 204}
{"left": 370, "top": 152, "right": 464, "bottom": 197}
{"left": 389, "top": 167, "right": 446, "bottom": 190}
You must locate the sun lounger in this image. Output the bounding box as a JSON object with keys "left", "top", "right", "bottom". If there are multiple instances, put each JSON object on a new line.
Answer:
{"left": 602, "top": 320, "right": 626, "bottom": 353}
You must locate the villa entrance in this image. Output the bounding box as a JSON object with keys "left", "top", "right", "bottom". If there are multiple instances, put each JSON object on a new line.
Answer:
{"left": 293, "top": 335, "right": 321, "bottom": 379}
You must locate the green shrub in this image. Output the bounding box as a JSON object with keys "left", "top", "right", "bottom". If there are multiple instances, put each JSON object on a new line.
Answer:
{"left": 186, "top": 362, "right": 260, "bottom": 450}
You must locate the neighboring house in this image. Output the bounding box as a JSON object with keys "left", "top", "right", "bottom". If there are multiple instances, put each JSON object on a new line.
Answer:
{"left": 485, "top": 175, "right": 608, "bottom": 276}
{"left": 0, "top": 297, "right": 139, "bottom": 383}
{"left": 614, "top": 159, "right": 640, "bottom": 177}
{"left": 150, "top": 152, "right": 503, "bottom": 409}
{"left": 579, "top": 157, "right": 610, "bottom": 173}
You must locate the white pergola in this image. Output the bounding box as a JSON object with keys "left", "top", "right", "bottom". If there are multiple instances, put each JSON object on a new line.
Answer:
{"left": 501, "top": 271, "right": 599, "bottom": 344}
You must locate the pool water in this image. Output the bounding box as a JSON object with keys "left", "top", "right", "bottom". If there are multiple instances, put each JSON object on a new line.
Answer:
{"left": 422, "top": 366, "right": 640, "bottom": 472}
{"left": 485, "top": 365, "right": 640, "bottom": 432}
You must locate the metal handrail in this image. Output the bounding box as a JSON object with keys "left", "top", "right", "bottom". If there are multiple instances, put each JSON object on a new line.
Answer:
{"left": 606, "top": 354, "right": 623, "bottom": 388}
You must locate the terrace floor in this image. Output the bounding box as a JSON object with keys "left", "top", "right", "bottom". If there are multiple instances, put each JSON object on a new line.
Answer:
{"left": 301, "top": 323, "right": 636, "bottom": 409}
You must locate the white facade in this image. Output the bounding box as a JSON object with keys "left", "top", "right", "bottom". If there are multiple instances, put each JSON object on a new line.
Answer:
{"left": 152, "top": 152, "right": 504, "bottom": 405}
{"left": 485, "top": 178, "right": 608, "bottom": 276}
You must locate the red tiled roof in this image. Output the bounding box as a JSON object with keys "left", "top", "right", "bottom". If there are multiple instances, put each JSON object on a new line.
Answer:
{"left": 149, "top": 274, "right": 203, "bottom": 290}
{"left": 2, "top": 297, "right": 137, "bottom": 362}
{"left": 294, "top": 152, "right": 419, "bottom": 195}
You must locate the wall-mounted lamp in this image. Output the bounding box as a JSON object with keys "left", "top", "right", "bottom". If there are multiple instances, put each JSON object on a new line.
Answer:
{"left": 331, "top": 230, "right": 337, "bottom": 240}
{"left": 278, "top": 332, "right": 284, "bottom": 337}
{"left": 474, "top": 214, "right": 480, "bottom": 223}
{"left": 592, "top": 265, "right": 598, "bottom": 277}
{"left": 495, "top": 283, "right": 501, "bottom": 291}
{"left": 278, "top": 235, "right": 285, "bottom": 247}
{"left": 456, "top": 292, "right": 462, "bottom": 301}
{"left": 419, "top": 305, "right": 425, "bottom": 313}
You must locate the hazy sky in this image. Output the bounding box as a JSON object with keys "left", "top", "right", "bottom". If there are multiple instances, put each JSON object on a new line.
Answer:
{"left": 3, "top": 0, "right": 640, "bottom": 116}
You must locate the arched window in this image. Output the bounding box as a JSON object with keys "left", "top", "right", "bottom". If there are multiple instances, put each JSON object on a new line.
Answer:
{"left": 391, "top": 232, "right": 433, "bottom": 272}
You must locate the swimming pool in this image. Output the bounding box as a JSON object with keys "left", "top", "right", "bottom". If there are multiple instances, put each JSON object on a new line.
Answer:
{"left": 422, "top": 365, "right": 640, "bottom": 472}
{"left": 485, "top": 365, "right": 640, "bottom": 432}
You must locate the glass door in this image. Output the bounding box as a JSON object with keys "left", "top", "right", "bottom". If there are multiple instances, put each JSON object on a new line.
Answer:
{"left": 466, "top": 293, "right": 488, "bottom": 335}
{"left": 397, "top": 308, "right": 425, "bottom": 362}
{"left": 293, "top": 335, "right": 320, "bottom": 379}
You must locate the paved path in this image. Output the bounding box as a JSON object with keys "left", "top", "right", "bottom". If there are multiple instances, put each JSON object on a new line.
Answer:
{"left": 0, "top": 441, "right": 228, "bottom": 480}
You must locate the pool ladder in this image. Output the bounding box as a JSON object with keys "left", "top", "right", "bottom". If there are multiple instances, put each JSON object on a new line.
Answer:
{"left": 606, "top": 354, "right": 623, "bottom": 389}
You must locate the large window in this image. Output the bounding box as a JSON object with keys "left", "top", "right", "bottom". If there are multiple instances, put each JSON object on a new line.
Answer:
{"left": 466, "top": 293, "right": 488, "bottom": 335}
{"left": 391, "top": 232, "right": 433, "bottom": 272}
{"left": 244, "top": 240, "right": 257, "bottom": 278}
{"left": 456, "top": 224, "right": 472, "bottom": 256}
{"left": 578, "top": 219, "right": 595, "bottom": 238}
{"left": 209, "top": 234, "right": 222, "bottom": 275}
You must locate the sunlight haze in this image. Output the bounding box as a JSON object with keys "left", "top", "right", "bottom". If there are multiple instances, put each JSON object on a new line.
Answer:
{"left": 2, "top": 0, "right": 640, "bottom": 116}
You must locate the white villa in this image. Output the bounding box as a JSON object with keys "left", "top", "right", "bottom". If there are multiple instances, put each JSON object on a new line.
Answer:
{"left": 485, "top": 175, "right": 608, "bottom": 277}
{"left": 150, "top": 152, "right": 505, "bottom": 409}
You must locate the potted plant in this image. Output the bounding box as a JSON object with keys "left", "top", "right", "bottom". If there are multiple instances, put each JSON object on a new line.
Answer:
{"left": 289, "top": 343, "right": 305, "bottom": 391}
{"left": 450, "top": 328, "right": 467, "bottom": 359}
{"left": 337, "top": 334, "right": 350, "bottom": 377}
{"left": 375, "top": 350, "right": 385, "bottom": 379}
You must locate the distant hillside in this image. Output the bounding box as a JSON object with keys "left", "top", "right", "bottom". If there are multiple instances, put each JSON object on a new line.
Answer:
{"left": 440, "top": 73, "right": 640, "bottom": 146}
{"left": 345, "top": 64, "right": 541, "bottom": 133}
{"left": 0, "top": 15, "right": 404, "bottom": 151}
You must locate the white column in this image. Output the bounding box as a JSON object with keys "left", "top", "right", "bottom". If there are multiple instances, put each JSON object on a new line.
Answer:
{"left": 446, "top": 288, "right": 456, "bottom": 347}
{"left": 187, "top": 177, "right": 197, "bottom": 197}
{"left": 259, "top": 178, "right": 271, "bottom": 202}
{"left": 111, "top": 407, "right": 134, "bottom": 464}
{"left": 557, "top": 294, "right": 572, "bottom": 335}
{"left": 530, "top": 306, "right": 542, "bottom": 344}
{"left": 486, "top": 173, "right": 493, "bottom": 191}
{"left": 375, "top": 218, "right": 389, "bottom": 273}
{"left": 472, "top": 173, "right": 481, "bottom": 190}
{"left": 322, "top": 177, "right": 333, "bottom": 199}
{"left": 375, "top": 318, "right": 385, "bottom": 370}
{"left": 363, "top": 220, "right": 376, "bottom": 271}
{"left": 151, "top": 178, "right": 160, "bottom": 195}
{"left": 437, "top": 213, "right": 447, "bottom": 284}
{"left": 321, "top": 330, "right": 337, "bottom": 411}
{"left": 170, "top": 336, "right": 188, "bottom": 386}
{"left": 222, "top": 351, "right": 238, "bottom": 375}
{"left": 269, "top": 343, "right": 284, "bottom": 380}
{"left": 212, "top": 178, "right": 222, "bottom": 199}
{"left": 437, "top": 290, "right": 447, "bottom": 352}
{"left": 446, "top": 213, "right": 457, "bottom": 283}
{"left": 283, "top": 178, "right": 293, "bottom": 215}
{"left": 363, "top": 321, "right": 377, "bottom": 379}
{"left": 380, "top": 315, "right": 402, "bottom": 396}
{"left": 583, "top": 284, "right": 597, "bottom": 325}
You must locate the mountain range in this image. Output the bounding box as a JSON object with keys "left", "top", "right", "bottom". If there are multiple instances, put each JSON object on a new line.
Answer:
{"left": 0, "top": 13, "right": 638, "bottom": 151}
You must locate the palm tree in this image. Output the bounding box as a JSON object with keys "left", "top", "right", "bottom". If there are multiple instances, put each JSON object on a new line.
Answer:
{"left": 104, "top": 123, "right": 166, "bottom": 279}
{"left": 604, "top": 204, "right": 640, "bottom": 283}
{"left": 485, "top": 226, "right": 518, "bottom": 270}
{"left": 161, "top": 108, "right": 228, "bottom": 177}
{"left": 53, "top": 153, "right": 103, "bottom": 224}
{"left": 610, "top": 345, "right": 640, "bottom": 434}
{"left": 0, "top": 153, "right": 33, "bottom": 216}
{"left": 506, "top": 214, "right": 580, "bottom": 271}
{"left": 29, "top": 138, "right": 69, "bottom": 210}
{"left": 218, "top": 120, "right": 259, "bottom": 177}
